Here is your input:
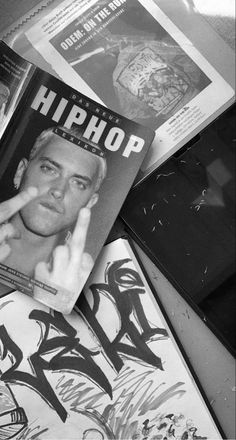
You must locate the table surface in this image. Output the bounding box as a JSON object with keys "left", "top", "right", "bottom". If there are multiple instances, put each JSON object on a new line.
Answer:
{"left": 0, "top": 1, "right": 235, "bottom": 438}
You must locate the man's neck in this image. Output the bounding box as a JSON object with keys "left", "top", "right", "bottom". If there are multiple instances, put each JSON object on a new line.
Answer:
{"left": 4, "top": 214, "right": 59, "bottom": 277}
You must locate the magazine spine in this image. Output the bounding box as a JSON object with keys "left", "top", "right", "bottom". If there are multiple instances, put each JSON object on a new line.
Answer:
{"left": 0, "top": 67, "right": 38, "bottom": 161}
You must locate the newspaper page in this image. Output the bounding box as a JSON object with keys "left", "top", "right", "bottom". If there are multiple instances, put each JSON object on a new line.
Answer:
{"left": 0, "top": 41, "right": 35, "bottom": 139}
{"left": 24, "top": 0, "right": 235, "bottom": 181}
{"left": 0, "top": 238, "right": 224, "bottom": 439}
{"left": 0, "top": 44, "right": 154, "bottom": 314}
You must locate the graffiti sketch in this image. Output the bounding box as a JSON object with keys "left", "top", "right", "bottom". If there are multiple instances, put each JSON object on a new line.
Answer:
{"left": 0, "top": 239, "right": 222, "bottom": 439}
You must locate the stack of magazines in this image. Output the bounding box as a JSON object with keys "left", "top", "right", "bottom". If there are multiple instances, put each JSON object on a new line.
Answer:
{"left": 0, "top": 0, "right": 235, "bottom": 439}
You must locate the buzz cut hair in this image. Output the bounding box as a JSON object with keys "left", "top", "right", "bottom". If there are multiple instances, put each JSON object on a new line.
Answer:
{"left": 29, "top": 126, "right": 107, "bottom": 191}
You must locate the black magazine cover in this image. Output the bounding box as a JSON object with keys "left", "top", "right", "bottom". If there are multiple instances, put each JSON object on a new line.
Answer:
{"left": 120, "top": 103, "right": 236, "bottom": 353}
{"left": 0, "top": 40, "right": 155, "bottom": 314}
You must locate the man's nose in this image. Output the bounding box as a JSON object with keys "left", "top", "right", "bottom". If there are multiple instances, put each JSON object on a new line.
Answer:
{"left": 49, "top": 178, "right": 67, "bottom": 200}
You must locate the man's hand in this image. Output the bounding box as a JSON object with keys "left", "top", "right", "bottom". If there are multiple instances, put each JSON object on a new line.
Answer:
{"left": 34, "top": 207, "right": 93, "bottom": 313}
{"left": 0, "top": 187, "right": 38, "bottom": 262}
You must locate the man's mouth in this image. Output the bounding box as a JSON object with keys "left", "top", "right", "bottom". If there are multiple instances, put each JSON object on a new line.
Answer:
{"left": 39, "top": 201, "right": 64, "bottom": 214}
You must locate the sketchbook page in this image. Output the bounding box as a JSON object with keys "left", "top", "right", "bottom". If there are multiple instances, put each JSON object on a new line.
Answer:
{"left": 12, "top": 0, "right": 234, "bottom": 183}
{"left": 0, "top": 50, "right": 154, "bottom": 314}
{"left": 0, "top": 237, "right": 224, "bottom": 439}
{"left": 0, "top": 41, "right": 35, "bottom": 140}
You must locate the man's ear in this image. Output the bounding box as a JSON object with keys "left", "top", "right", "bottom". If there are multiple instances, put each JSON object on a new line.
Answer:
{"left": 13, "top": 158, "right": 28, "bottom": 189}
{"left": 86, "top": 193, "right": 99, "bottom": 209}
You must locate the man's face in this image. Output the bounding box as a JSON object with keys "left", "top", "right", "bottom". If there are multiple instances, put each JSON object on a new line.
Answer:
{"left": 17, "top": 136, "right": 100, "bottom": 237}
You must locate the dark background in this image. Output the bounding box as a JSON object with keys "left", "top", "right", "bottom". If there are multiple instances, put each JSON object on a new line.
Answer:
{"left": 121, "top": 103, "right": 236, "bottom": 353}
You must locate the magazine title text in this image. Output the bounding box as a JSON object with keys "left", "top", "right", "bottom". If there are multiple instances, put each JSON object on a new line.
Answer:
{"left": 31, "top": 85, "right": 145, "bottom": 158}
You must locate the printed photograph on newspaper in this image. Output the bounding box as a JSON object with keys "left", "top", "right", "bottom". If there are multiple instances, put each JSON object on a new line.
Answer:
{"left": 0, "top": 47, "right": 154, "bottom": 313}
{"left": 0, "top": 238, "right": 223, "bottom": 440}
{"left": 25, "top": 0, "right": 234, "bottom": 181}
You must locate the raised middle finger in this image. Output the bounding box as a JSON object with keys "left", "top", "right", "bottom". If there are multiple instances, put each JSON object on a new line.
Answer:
{"left": 0, "top": 186, "right": 38, "bottom": 223}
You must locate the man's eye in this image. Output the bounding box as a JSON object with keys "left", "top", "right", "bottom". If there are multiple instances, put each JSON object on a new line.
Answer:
{"left": 72, "top": 179, "right": 87, "bottom": 190}
{"left": 40, "top": 164, "right": 57, "bottom": 175}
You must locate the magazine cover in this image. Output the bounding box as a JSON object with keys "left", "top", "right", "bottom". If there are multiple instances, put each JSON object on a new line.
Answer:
{"left": 0, "top": 237, "right": 224, "bottom": 439}
{"left": 120, "top": 103, "right": 236, "bottom": 352}
{"left": 0, "top": 41, "right": 34, "bottom": 138}
{"left": 0, "top": 42, "right": 154, "bottom": 314}
{"left": 13, "top": 0, "right": 235, "bottom": 183}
